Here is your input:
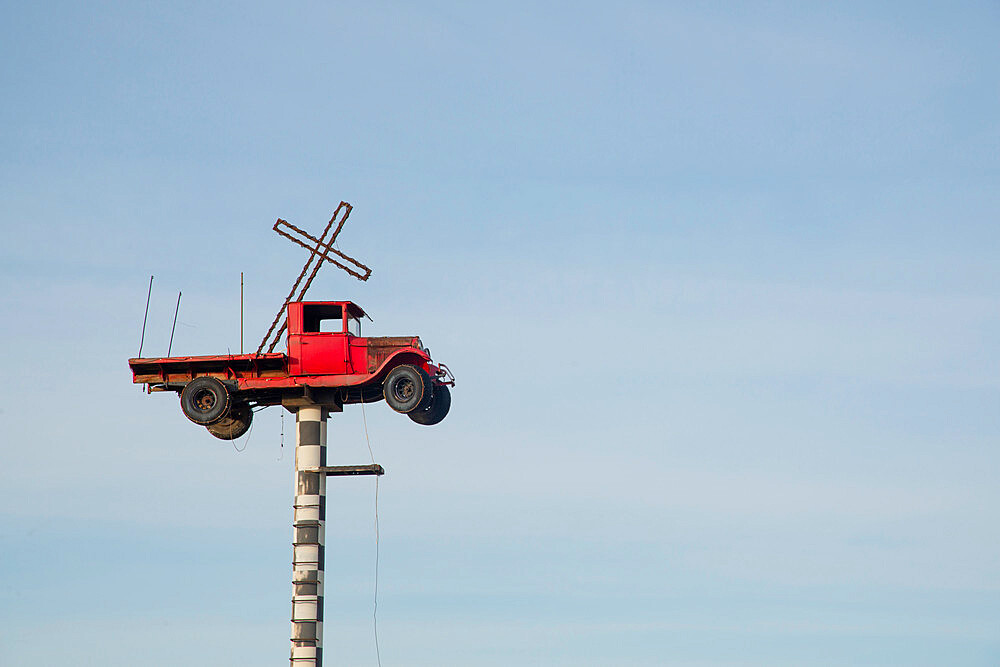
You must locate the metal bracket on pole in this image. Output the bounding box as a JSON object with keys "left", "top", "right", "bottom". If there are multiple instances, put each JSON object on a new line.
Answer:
{"left": 310, "top": 464, "right": 384, "bottom": 477}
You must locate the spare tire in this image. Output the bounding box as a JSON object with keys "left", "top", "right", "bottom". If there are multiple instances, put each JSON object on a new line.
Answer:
{"left": 409, "top": 384, "right": 451, "bottom": 426}
{"left": 180, "top": 377, "right": 231, "bottom": 425}
{"left": 207, "top": 403, "right": 252, "bottom": 440}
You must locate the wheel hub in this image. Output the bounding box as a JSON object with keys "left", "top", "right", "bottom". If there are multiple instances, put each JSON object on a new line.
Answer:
{"left": 194, "top": 390, "right": 216, "bottom": 411}
{"left": 393, "top": 378, "right": 414, "bottom": 401}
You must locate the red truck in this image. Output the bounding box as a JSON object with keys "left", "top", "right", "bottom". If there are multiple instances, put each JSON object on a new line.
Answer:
{"left": 128, "top": 300, "right": 454, "bottom": 439}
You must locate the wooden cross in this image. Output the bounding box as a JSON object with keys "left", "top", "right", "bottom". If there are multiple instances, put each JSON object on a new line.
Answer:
{"left": 257, "top": 201, "right": 372, "bottom": 354}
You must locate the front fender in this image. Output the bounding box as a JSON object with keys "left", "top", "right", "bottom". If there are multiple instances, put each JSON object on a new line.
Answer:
{"left": 370, "top": 347, "right": 432, "bottom": 380}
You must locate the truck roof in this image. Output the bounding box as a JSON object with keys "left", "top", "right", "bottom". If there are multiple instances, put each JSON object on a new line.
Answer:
{"left": 297, "top": 300, "right": 368, "bottom": 319}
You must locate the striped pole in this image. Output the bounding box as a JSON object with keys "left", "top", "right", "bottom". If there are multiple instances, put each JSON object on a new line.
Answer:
{"left": 290, "top": 405, "right": 328, "bottom": 666}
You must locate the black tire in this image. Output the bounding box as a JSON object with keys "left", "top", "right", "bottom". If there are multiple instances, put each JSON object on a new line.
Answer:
{"left": 409, "top": 384, "right": 451, "bottom": 426}
{"left": 207, "top": 403, "right": 252, "bottom": 440}
{"left": 180, "top": 376, "right": 231, "bottom": 425}
{"left": 382, "top": 364, "right": 432, "bottom": 414}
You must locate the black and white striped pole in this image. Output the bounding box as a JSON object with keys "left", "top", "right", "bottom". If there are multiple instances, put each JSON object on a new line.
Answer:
{"left": 289, "top": 403, "right": 384, "bottom": 667}
{"left": 290, "top": 404, "right": 329, "bottom": 666}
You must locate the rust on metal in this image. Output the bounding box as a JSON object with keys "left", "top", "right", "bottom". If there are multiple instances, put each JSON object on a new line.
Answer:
{"left": 313, "top": 464, "right": 384, "bottom": 476}
{"left": 257, "top": 202, "right": 372, "bottom": 355}
{"left": 273, "top": 218, "right": 371, "bottom": 281}
{"left": 366, "top": 336, "right": 419, "bottom": 373}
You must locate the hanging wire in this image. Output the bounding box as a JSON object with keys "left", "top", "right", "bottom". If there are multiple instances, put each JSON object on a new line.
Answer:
{"left": 232, "top": 406, "right": 263, "bottom": 453}
{"left": 360, "top": 400, "right": 382, "bottom": 667}
{"left": 278, "top": 410, "right": 285, "bottom": 461}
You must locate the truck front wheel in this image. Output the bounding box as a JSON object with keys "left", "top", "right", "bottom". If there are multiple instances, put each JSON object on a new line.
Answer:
{"left": 383, "top": 365, "right": 432, "bottom": 414}
{"left": 180, "top": 377, "right": 231, "bottom": 425}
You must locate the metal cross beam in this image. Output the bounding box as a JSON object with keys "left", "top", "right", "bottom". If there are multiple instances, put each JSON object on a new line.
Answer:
{"left": 257, "top": 201, "right": 372, "bottom": 355}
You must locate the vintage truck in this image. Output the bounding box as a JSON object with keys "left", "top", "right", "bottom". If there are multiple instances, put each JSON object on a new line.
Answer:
{"left": 128, "top": 300, "right": 454, "bottom": 439}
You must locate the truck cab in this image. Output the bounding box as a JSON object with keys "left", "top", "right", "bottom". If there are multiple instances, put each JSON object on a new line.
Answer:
{"left": 287, "top": 301, "right": 368, "bottom": 376}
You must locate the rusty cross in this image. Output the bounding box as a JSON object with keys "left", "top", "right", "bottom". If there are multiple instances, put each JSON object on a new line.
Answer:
{"left": 257, "top": 201, "right": 372, "bottom": 354}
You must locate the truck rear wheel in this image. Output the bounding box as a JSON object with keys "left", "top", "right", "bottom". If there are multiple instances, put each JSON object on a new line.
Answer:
{"left": 207, "top": 403, "right": 252, "bottom": 440}
{"left": 180, "top": 377, "right": 231, "bottom": 425}
{"left": 409, "top": 383, "right": 451, "bottom": 426}
{"left": 383, "top": 365, "right": 432, "bottom": 414}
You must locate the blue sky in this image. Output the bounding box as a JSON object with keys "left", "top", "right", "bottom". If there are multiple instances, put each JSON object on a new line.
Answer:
{"left": 1, "top": 2, "right": 999, "bottom": 665}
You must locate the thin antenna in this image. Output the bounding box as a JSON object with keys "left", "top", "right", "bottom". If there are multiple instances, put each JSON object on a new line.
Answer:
{"left": 138, "top": 275, "right": 154, "bottom": 358}
{"left": 167, "top": 291, "right": 182, "bottom": 357}
{"left": 240, "top": 272, "right": 244, "bottom": 355}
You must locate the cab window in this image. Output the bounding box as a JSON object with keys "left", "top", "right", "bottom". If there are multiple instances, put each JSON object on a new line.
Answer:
{"left": 302, "top": 304, "right": 345, "bottom": 333}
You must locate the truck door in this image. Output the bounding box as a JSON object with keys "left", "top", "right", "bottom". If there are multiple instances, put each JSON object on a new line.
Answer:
{"left": 297, "top": 304, "right": 354, "bottom": 376}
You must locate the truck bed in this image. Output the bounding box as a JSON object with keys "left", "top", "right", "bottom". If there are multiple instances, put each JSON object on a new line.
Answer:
{"left": 129, "top": 353, "right": 288, "bottom": 385}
